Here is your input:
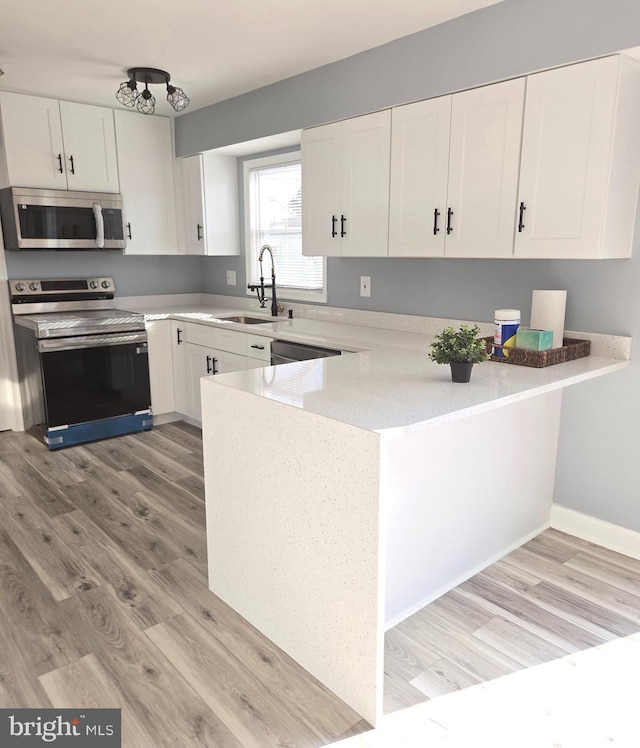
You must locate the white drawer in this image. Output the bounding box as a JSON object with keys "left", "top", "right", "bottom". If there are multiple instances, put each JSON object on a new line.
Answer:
{"left": 184, "top": 322, "right": 246, "bottom": 354}
{"left": 246, "top": 334, "right": 271, "bottom": 362}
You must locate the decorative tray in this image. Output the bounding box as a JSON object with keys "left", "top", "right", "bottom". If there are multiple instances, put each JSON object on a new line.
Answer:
{"left": 482, "top": 337, "right": 591, "bottom": 368}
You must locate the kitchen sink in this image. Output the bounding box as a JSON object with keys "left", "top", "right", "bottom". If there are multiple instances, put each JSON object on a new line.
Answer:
{"left": 217, "top": 315, "right": 274, "bottom": 325}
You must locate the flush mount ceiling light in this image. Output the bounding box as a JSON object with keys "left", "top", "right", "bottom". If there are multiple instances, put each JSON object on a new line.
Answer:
{"left": 115, "top": 67, "right": 190, "bottom": 115}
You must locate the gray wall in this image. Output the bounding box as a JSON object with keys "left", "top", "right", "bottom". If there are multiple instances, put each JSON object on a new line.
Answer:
{"left": 4, "top": 251, "right": 202, "bottom": 296}
{"left": 205, "top": 251, "right": 636, "bottom": 337}
{"left": 176, "top": 0, "right": 640, "bottom": 156}
{"left": 186, "top": 0, "right": 640, "bottom": 532}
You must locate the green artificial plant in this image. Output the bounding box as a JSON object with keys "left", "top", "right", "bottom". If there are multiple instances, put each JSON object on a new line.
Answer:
{"left": 428, "top": 324, "right": 490, "bottom": 365}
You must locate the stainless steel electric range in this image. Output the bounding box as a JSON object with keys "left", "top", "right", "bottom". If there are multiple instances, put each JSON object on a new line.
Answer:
{"left": 10, "top": 277, "right": 152, "bottom": 450}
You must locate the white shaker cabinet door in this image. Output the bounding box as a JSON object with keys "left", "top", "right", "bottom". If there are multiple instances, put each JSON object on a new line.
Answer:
{"left": 302, "top": 121, "right": 342, "bottom": 256}
{"left": 201, "top": 153, "right": 239, "bottom": 256}
{"left": 146, "top": 318, "right": 176, "bottom": 415}
{"left": 115, "top": 111, "right": 178, "bottom": 255}
{"left": 388, "top": 95, "right": 451, "bottom": 257}
{"left": 171, "top": 321, "right": 189, "bottom": 418}
{"left": 445, "top": 77, "right": 525, "bottom": 258}
{"left": 185, "top": 344, "right": 246, "bottom": 420}
{"left": 0, "top": 92, "right": 67, "bottom": 189}
{"left": 340, "top": 110, "right": 391, "bottom": 257}
{"left": 515, "top": 55, "right": 640, "bottom": 259}
{"left": 59, "top": 101, "right": 119, "bottom": 193}
{"left": 184, "top": 343, "right": 211, "bottom": 420}
{"left": 181, "top": 155, "right": 206, "bottom": 254}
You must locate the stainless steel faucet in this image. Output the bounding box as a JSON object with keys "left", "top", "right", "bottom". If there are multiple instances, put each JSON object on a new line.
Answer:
{"left": 248, "top": 244, "right": 282, "bottom": 316}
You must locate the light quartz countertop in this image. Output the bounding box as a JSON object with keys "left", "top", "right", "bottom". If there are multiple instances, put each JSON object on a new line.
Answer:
{"left": 136, "top": 303, "right": 631, "bottom": 437}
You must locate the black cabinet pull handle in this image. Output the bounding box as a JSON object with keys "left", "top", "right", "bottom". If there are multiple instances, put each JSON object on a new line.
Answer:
{"left": 126, "top": 222, "right": 132, "bottom": 240}
{"left": 57, "top": 154, "right": 63, "bottom": 173}
{"left": 197, "top": 224, "right": 203, "bottom": 240}
{"left": 433, "top": 208, "right": 441, "bottom": 235}
{"left": 212, "top": 357, "right": 218, "bottom": 375}
{"left": 250, "top": 344, "right": 265, "bottom": 350}
{"left": 176, "top": 328, "right": 182, "bottom": 345}
{"left": 446, "top": 207, "right": 454, "bottom": 235}
{"left": 331, "top": 215, "right": 337, "bottom": 238}
{"left": 206, "top": 355, "right": 213, "bottom": 374}
{"left": 69, "top": 155, "right": 75, "bottom": 175}
{"left": 340, "top": 214, "right": 346, "bottom": 237}
{"left": 518, "top": 202, "right": 526, "bottom": 232}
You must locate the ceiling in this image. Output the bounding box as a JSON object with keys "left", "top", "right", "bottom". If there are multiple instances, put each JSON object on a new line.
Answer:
{"left": 0, "top": 0, "right": 504, "bottom": 117}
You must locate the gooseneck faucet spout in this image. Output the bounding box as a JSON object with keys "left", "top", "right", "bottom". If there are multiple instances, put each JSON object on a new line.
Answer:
{"left": 259, "top": 245, "right": 279, "bottom": 317}
{"left": 247, "top": 245, "right": 283, "bottom": 315}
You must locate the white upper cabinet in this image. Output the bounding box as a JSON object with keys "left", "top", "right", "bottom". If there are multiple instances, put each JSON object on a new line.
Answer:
{"left": 301, "top": 121, "right": 342, "bottom": 257}
{"left": 179, "top": 153, "right": 239, "bottom": 256}
{"left": 58, "top": 101, "right": 119, "bottom": 192}
{"left": 0, "top": 92, "right": 119, "bottom": 192}
{"left": 515, "top": 55, "right": 640, "bottom": 259}
{"left": 388, "top": 96, "right": 451, "bottom": 257}
{"left": 181, "top": 155, "right": 206, "bottom": 254}
{"left": 445, "top": 78, "right": 525, "bottom": 258}
{"left": 0, "top": 93, "right": 67, "bottom": 189}
{"left": 302, "top": 110, "right": 391, "bottom": 257}
{"left": 114, "top": 110, "right": 178, "bottom": 255}
{"left": 389, "top": 79, "right": 524, "bottom": 259}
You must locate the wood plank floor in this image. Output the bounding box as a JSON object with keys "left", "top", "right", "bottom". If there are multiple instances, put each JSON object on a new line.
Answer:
{"left": 1, "top": 424, "right": 639, "bottom": 747}
{"left": 384, "top": 529, "right": 640, "bottom": 716}
{"left": 0, "top": 424, "right": 363, "bottom": 747}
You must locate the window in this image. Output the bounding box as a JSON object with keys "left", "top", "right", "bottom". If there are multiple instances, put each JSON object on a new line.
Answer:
{"left": 244, "top": 151, "right": 326, "bottom": 303}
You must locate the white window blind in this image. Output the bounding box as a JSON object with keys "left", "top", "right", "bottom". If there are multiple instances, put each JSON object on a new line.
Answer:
{"left": 246, "top": 155, "right": 324, "bottom": 296}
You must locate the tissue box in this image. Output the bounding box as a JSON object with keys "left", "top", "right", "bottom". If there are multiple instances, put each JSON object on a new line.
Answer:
{"left": 515, "top": 328, "right": 554, "bottom": 351}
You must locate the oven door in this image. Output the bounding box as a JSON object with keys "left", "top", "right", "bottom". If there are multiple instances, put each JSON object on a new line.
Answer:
{"left": 38, "top": 331, "right": 151, "bottom": 432}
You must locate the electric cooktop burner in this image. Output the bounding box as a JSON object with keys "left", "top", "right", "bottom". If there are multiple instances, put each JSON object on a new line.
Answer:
{"left": 9, "top": 277, "right": 145, "bottom": 338}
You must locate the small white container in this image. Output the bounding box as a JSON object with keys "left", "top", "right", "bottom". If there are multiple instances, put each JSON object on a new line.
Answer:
{"left": 494, "top": 309, "right": 520, "bottom": 358}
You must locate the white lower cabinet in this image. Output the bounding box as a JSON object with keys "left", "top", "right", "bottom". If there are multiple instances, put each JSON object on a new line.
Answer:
{"left": 169, "top": 320, "right": 272, "bottom": 422}
{"left": 184, "top": 344, "right": 247, "bottom": 419}
{"left": 171, "top": 320, "right": 189, "bottom": 417}
{"left": 146, "top": 318, "right": 176, "bottom": 416}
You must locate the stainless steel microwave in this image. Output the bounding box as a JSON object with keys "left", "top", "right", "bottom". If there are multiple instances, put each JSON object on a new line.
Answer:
{"left": 0, "top": 187, "right": 126, "bottom": 250}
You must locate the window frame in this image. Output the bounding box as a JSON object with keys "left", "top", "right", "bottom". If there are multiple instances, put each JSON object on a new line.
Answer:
{"left": 243, "top": 151, "right": 327, "bottom": 304}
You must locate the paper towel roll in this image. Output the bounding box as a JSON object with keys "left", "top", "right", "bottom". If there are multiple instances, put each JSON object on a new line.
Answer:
{"left": 530, "top": 290, "right": 567, "bottom": 349}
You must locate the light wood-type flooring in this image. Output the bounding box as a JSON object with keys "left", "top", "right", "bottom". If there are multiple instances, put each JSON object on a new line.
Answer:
{"left": 1, "top": 423, "right": 639, "bottom": 747}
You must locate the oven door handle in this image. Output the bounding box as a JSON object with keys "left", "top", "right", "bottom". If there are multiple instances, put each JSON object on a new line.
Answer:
{"left": 38, "top": 331, "right": 148, "bottom": 353}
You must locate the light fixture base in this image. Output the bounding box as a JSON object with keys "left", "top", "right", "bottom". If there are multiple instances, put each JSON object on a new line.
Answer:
{"left": 127, "top": 67, "right": 170, "bottom": 85}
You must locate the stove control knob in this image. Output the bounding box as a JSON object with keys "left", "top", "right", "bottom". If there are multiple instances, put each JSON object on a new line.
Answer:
{"left": 101, "top": 280, "right": 110, "bottom": 289}
{"left": 15, "top": 282, "right": 25, "bottom": 292}
{"left": 89, "top": 280, "right": 99, "bottom": 289}
{"left": 29, "top": 282, "right": 39, "bottom": 291}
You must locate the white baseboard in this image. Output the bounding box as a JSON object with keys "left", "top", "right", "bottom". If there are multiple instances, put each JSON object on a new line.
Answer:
{"left": 550, "top": 504, "right": 640, "bottom": 560}
{"left": 153, "top": 412, "right": 182, "bottom": 426}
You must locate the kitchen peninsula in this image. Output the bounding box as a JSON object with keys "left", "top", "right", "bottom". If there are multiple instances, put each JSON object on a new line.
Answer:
{"left": 197, "top": 312, "right": 630, "bottom": 727}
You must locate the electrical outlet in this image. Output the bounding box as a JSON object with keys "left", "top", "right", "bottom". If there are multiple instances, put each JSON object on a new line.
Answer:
{"left": 226, "top": 270, "right": 236, "bottom": 286}
{"left": 360, "top": 276, "right": 371, "bottom": 297}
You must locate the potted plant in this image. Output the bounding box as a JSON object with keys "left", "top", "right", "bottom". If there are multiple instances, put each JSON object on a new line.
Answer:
{"left": 428, "top": 324, "right": 490, "bottom": 382}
